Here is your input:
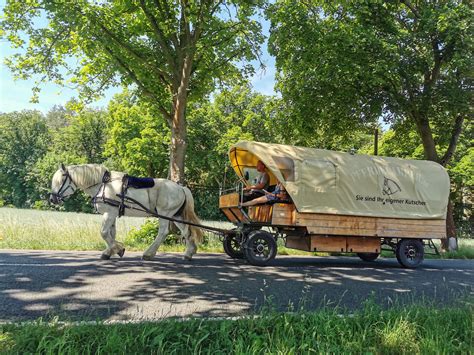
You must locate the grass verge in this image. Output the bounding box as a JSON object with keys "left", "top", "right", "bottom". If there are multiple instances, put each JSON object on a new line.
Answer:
{"left": 0, "top": 302, "right": 472, "bottom": 354}
{"left": 1, "top": 208, "right": 473, "bottom": 259}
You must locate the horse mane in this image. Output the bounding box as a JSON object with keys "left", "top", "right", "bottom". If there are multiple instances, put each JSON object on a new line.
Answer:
{"left": 68, "top": 164, "right": 108, "bottom": 189}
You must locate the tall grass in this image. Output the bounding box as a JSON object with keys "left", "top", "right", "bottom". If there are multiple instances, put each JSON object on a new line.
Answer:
{"left": 1, "top": 207, "right": 473, "bottom": 259}
{"left": 0, "top": 302, "right": 471, "bottom": 354}
{"left": 0, "top": 207, "right": 230, "bottom": 252}
{"left": 0, "top": 208, "right": 144, "bottom": 251}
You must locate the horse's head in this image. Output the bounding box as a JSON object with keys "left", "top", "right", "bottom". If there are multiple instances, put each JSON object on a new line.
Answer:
{"left": 49, "top": 164, "right": 77, "bottom": 205}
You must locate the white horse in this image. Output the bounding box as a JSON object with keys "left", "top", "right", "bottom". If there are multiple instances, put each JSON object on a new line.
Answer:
{"left": 49, "top": 164, "right": 203, "bottom": 260}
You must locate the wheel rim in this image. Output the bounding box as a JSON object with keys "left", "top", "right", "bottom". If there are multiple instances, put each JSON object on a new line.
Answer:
{"left": 404, "top": 243, "right": 421, "bottom": 263}
{"left": 251, "top": 238, "right": 271, "bottom": 259}
{"left": 230, "top": 237, "right": 241, "bottom": 252}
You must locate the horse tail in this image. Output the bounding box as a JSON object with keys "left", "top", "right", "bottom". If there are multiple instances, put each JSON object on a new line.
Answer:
{"left": 182, "top": 186, "right": 204, "bottom": 244}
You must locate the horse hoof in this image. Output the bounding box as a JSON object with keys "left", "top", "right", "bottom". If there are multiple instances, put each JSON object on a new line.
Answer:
{"left": 142, "top": 255, "right": 154, "bottom": 261}
{"left": 118, "top": 248, "right": 125, "bottom": 258}
{"left": 183, "top": 255, "right": 192, "bottom": 261}
{"left": 100, "top": 254, "right": 111, "bottom": 260}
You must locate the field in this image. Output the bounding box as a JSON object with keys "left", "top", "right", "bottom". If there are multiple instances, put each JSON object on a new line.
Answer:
{"left": 0, "top": 207, "right": 473, "bottom": 258}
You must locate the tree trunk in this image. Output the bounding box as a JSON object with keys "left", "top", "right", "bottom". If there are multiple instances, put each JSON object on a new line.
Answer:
{"left": 168, "top": 54, "right": 193, "bottom": 184}
{"left": 413, "top": 112, "right": 458, "bottom": 251}
{"left": 442, "top": 200, "right": 457, "bottom": 251}
{"left": 414, "top": 114, "right": 439, "bottom": 161}
{"left": 169, "top": 108, "right": 187, "bottom": 184}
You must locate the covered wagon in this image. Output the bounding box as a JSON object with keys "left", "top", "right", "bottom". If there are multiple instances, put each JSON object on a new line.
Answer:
{"left": 219, "top": 141, "right": 450, "bottom": 267}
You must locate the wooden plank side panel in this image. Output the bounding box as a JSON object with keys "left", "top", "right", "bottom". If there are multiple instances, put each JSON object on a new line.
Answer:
{"left": 296, "top": 212, "right": 445, "bottom": 226}
{"left": 311, "top": 236, "right": 347, "bottom": 252}
{"left": 285, "top": 236, "right": 311, "bottom": 251}
{"left": 272, "top": 203, "right": 296, "bottom": 225}
{"left": 219, "top": 193, "right": 240, "bottom": 208}
{"left": 347, "top": 237, "right": 380, "bottom": 253}
{"left": 376, "top": 220, "right": 446, "bottom": 239}
{"left": 229, "top": 207, "right": 248, "bottom": 223}
{"left": 249, "top": 205, "right": 273, "bottom": 223}
{"left": 376, "top": 228, "right": 446, "bottom": 239}
{"left": 222, "top": 209, "right": 238, "bottom": 223}
{"left": 306, "top": 225, "right": 376, "bottom": 236}
{"left": 296, "top": 212, "right": 446, "bottom": 239}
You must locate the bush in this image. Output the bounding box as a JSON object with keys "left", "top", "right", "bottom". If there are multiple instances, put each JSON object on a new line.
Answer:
{"left": 32, "top": 200, "right": 49, "bottom": 210}
{"left": 125, "top": 219, "right": 182, "bottom": 247}
{"left": 192, "top": 189, "right": 225, "bottom": 221}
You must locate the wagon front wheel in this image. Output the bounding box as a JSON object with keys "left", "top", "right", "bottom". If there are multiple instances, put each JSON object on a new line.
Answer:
{"left": 223, "top": 231, "right": 244, "bottom": 259}
{"left": 244, "top": 230, "right": 277, "bottom": 266}
{"left": 396, "top": 239, "right": 424, "bottom": 268}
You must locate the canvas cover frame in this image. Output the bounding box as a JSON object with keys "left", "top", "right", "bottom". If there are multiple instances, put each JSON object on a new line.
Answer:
{"left": 229, "top": 141, "right": 450, "bottom": 220}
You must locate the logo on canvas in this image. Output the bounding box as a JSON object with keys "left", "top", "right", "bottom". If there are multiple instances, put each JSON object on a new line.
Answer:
{"left": 382, "top": 177, "right": 401, "bottom": 196}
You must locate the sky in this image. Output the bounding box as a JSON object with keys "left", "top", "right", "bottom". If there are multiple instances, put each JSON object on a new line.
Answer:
{"left": 0, "top": 2, "right": 276, "bottom": 114}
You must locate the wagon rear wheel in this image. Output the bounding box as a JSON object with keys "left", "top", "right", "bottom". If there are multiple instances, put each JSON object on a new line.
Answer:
{"left": 223, "top": 231, "right": 244, "bottom": 259}
{"left": 244, "top": 230, "right": 277, "bottom": 266}
{"left": 396, "top": 239, "right": 424, "bottom": 268}
{"left": 357, "top": 252, "right": 379, "bottom": 262}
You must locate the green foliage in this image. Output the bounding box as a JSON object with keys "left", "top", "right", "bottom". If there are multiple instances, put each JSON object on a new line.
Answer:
{"left": 268, "top": 0, "right": 472, "bottom": 159}
{"left": 1, "top": 0, "right": 267, "bottom": 182}
{"left": 1, "top": 303, "right": 472, "bottom": 353}
{"left": 186, "top": 84, "right": 281, "bottom": 187}
{"left": 0, "top": 111, "right": 50, "bottom": 207}
{"left": 125, "top": 219, "right": 181, "bottom": 248}
{"left": 1, "top": 0, "right": 265, "bottom": 103}
{"left": 125, "top": 219, "right": 159, "bottom": 246}
{"left": 105, "top": 90, "right": 170, "bottom": 177}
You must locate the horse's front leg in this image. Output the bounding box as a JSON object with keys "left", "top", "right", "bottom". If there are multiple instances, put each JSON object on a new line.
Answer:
{"left": 100, "top": 211, "right": 123, "bottom": 260}
{"left": 142, "top": 218, "right": 169, "bottom": 261}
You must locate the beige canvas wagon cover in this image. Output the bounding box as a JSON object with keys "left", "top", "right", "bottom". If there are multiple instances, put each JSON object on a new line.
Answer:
{"left": 229, "top": 141, "right": 450, "bottom": 220}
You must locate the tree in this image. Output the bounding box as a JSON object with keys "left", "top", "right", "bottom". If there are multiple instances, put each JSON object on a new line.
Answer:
{"left": 0, "top": 111, "right": 50, "bottom": 206}
{"left": 268, "top": 0, "right": 472, "bottom": 245}
{"left": 1, "top": 0, "right": 265, "bottom": 183}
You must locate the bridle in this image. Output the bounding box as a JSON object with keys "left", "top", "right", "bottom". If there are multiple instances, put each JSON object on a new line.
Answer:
{"left": 51, "top": 169, "right": 77, "bottom": 202}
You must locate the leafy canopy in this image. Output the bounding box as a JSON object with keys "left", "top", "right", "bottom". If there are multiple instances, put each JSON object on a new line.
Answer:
{"left": 1, "top": 0, "right": 265, "bottom": 116}
{"left": 267, "top": 0, "right": 472, "bottom": 159}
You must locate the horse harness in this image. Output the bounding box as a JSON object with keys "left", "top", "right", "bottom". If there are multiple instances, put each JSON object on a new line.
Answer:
{"left": 93, "top": 171, "right": 186, "bottom": 218}
{"left": 50, "top": 169, "right": 77, "bottom": 202}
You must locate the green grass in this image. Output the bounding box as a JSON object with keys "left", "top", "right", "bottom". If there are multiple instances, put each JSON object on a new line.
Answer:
{"left": 0, "top": 302, "right": 472, "bottom": 354}
{"left": 1, "top": 207, "right": 473, "bottom": 259}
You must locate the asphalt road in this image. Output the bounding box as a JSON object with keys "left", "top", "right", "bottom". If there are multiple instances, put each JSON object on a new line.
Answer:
{"left": 0, "top": 250, "right": 472, "bottom": 322}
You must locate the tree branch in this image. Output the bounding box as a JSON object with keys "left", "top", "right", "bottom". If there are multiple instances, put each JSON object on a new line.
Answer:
{"left": 138, "top": 0, "right": 177, "bottom": 73}
{"left": 154, "top": 0, "right": 179, "bottom": 50}
{"left": 400, "top": 0, "right": 420, "bottom": 18}
{"left": 102, "top": 45, "right": 171, "bottom": 123}
{"left": 83, "top": 8, "right": 172, "bottom": 86}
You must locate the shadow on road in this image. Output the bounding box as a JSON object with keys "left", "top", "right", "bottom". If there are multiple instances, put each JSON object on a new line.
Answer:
{"left": 0, "top": 251, "right": 472, "bottom": 322}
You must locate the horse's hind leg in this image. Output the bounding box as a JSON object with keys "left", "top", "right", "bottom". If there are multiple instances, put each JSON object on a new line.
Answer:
{"left": 175, "top": 222, "right": 196, "bottom": 261}
{"left": 142, "top": 218, "right": 170, "bottom": 261}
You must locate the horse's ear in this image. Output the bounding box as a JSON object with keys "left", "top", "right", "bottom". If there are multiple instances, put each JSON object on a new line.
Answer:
{"left": 60, "top": 163, "right": 66, "bottom": 171}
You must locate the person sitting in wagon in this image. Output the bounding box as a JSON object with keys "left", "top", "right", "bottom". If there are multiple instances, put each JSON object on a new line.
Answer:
{"left": 242, "top": 160, "right": 270, "bottom": 201}
{"left": 241, "top": 181, "right": 289, "bottom": 206}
